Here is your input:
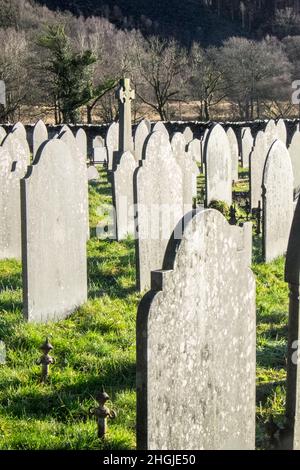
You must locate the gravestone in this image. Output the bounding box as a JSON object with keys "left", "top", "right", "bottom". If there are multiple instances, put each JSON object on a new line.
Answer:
{"left": 112, "top": 151, "right": 137, "bottom": 240}
{"left": 137, "top": 208, "right": 256, "bottom": 450}
{"left": 285, "top": 196, "right": 300, "bottom": 450}
{"left": 288, "top": 131, "right": 300, "bottom": 192}
{"left": 276, "top": 119, "right": 287, "bottom": 145}
{"left": 76, "top": 128, "right": 87, "bottom": 161}
{"left": 152, "top": 122, "right": 169, "bottom": 137}
{"left": 144, "top": 119, "right": 152, "bottom": 132}
{"left": 2, "top": 132, "right": 30, "bottom": 168}
{"left": 106, "top": 122, "right": 119, "bottom": 170}
{"left": 93, "top": 136, "right": 107, "bottom": 163}
{"left": 135, "top": 131, "right": 183, "bottom": 292}
{"left": 263, "top": 140, "right": 294, "bottom": 262}
{"left": 200, "top": 129, "right": 209, "bottom": 170}
{"left": 226, "top": 127, "right": 239, "bottom": 182}
{"left": 241, "top": 127, "right": 253, "bottom": 168}
{"left": 0, "top": 126, "right": 6, "bottom": 144}
{"left": 21, "top": 139, "right": 88, "bottom": 323}
{"left": 204, "top": 124, "right": 232, "bottom": 207}
{"left": 88, "top": 165, "right": 100, "bottom": 182}
{"left": 183, "top": 126, "right": 193, "bottom": 144}
{"left": 264, "top": 119, "right": 278, "bottom": 148}
{"left": 59, "top": 126, "right": 89, "bottom": 239}
{"left": 12, "top": 122, "right": 27, "bottom": 141}
{"left": 250, "top": 131, "right": 268, "bottom": 209}
{"left": 33, "top": 120, "right": 48, "bottom": 158}
{"left": 116, "top": 78, "right": 135, "bottom": 153}
{"left": 134, "top": 120, "right": 150, "bottom": 161}
{"left": 188, "top": 138, "right": 202, "bottom": 166}
{"left": 0, "top": 144, "right": 28, "bottom": 260}
{"left": 171, "top": 132, "right": 199, "bottom": 211}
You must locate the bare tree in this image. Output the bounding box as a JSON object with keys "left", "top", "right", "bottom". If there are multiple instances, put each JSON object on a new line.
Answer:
{"left": 130, "top": 35, "right": 188, "bottom": 120}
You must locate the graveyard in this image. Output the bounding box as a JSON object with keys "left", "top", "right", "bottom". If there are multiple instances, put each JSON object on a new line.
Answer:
{"left": 2, "top": 1, "right": 300, "bottom": 454}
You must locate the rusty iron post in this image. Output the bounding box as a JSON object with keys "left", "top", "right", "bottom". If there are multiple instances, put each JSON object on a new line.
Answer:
{"left": 90, "top": 387, "right": 116, "bottom": 439}
{"left": 37, "top": 337, "right": 55, "bottom": 383}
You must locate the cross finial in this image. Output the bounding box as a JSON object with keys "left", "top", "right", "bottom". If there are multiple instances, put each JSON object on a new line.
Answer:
{"left": 117, "top": 78, "right": 135, "bottom": 104}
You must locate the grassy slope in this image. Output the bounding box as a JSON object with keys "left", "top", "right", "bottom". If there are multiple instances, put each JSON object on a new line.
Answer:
{"left": 0, "top": 168, "right": 289, "bottom": 450}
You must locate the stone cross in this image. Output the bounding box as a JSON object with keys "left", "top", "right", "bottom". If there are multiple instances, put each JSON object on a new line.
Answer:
{"left": 116, "top": 78, "right": 135, "bottom": 153}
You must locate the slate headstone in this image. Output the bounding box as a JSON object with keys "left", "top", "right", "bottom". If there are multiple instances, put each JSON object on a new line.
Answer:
{"left": 204, "top": 124, "right": 232, "bottom": 207}
{"left": 137, "top": 208, "right": 256, "bottom": 450}
{"left": 21, "top": 140, "right": 88, "bottom": 323}
{"left": 263, "top": 140, "right": 294, "bottom": 262}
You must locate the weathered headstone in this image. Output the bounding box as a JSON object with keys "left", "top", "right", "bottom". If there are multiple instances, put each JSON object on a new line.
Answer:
{"left": 93, "top": 136, "right": 107, "bottom": 163}
{"left": 112, "top": 151, "right": 137, "bottom": 240}
{"left": 76, "top": 128, "right": 87, "bottom": 161}
{"left": 21, "top": 140, "right": 88, "bottom": 323}
{"left": 59, "top": 126, "right": 89, "bottom": 239}
{"left": 226, "top": 127, "right": 239, "bottom": 182}
{"left": 188, "top": 138, "right": 202, "bottom": 166}
{"left": 183, "top": 126, "right": 193, "bottom": 144}
{"left": 263, "top": 140, "right": 294, "bottom": 262}
{"left": 88, "top": 165, "right": 100, "bottom": 182}
{"left": 241, "top": 127, "right": 253, "bottom": 168}
{"left": 135, "top": 131, "right": 183, "bottom": 292}
{"left": 250, "top": 131, "right": 268, "bottom": 209}
{"left": 264, "top": 119, "right": 278, "bottom": 148}
{"left": 0, "top": 143, "right": 28, "bottom": 260}
{"left": 137, "top": 208, "right": 256, "bottom": 450}
{"left": 116, "top": 78, "right": 135, "bottom": 154}
{"left": 152, "top": 121, "right": 169, "bottom": 137}
{"left": 106, "top": 122, "right": 119, "bottom": 170}
{"left": 276, "top": 119, "right": 287, "bottom": 145}
{"left": 134, "top": 120, "right": 150, "bottom": 161}
{"left": 33, "top": 120, "right": 48, "bottom": 159}
{"left": 200, "top": 128, "right": 209, "bottom": 169}
{"left": 288, "top": 130, "right": 300, "bottom": 193}
{"left": 12, "top": 122, "right": 27, "bottom": 141}
{"left": 2, "top": 131, "right": 30, "bottom": 168}
{"left": 285, "top": 196, "right": 300, "bottom": 450}
{"left": 171, "top": 132, "right": 199, "bottom": 211}
{"left": 204, "top": 124, "right": 232, "bottom": 207}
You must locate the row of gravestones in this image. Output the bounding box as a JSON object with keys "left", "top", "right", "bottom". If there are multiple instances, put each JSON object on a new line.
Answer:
{"left": 0, "top": 121, "right": 89, "bottom": 323}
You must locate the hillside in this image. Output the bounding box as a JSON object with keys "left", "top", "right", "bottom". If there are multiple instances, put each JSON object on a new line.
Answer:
{"left": 35, "top": 0, "right": 300, "bottom": 44}
{"left": 35, "top": 0, "right": 244, "bottom": 45}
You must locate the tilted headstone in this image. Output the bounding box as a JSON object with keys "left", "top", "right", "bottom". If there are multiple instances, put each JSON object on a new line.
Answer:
{"left": 284, "top": 197, "right": 300, "bottom": 450}
{"left": 93, "top": 136, "right": 107, "bottom": 163}
{"left": 0, "top": 126, "right": 6, "bottom": 144}
{"left": 106, "top": 122, "right": 119, "bottom": 170}
{"left": 226, "top": 127, "right": 239, "bottom": 182}
{"left": 33, "top": 120, "right": 48, "bottom": 159}
{"left": 137, "top": 208, "right": 256, "bottom": 450}
{"left": 263, "top": 140, "right": 294, "bottom": 262}
{"left": 204, "top": 124, "right": 232, "bottom": 207}
{"left": 171, "top": 132, "right": 199, "bottom": 211}
{"left": 152, "top": 121, "right": 169, "bottom": 137}
{"left": 241, "top": 127, "right": 253, "bottom": 168}
{"left": 0, "top": 144, "right": 28, "bottom": 260}
{"left": 250, "top": 131, "right": 268, "bottom": 209}
{"left": 76, "top": 128, "right": 87, "bottom": 161}
{"left": 134, "top": 120, "right": 150, "bottom": 161}
{"left": 112, "top": 151, "right": 137, "bottom": 240}
{"left": 183, "top": 126, "right": 193, "bottom": 144}
{"left": 288, "top": 131, "right": 300, "bottom": 193}
{"left": 21, "top": 140, "right": 88, "bottom": 323}
{"left": 135, "top": 131, "right": 183, "bottom": 292}
{"left": 276, "top": 119, "right": 287, "bottom": 145}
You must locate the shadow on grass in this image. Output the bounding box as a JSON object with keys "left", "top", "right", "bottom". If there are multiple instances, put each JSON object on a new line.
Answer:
{"left": 0, "top": 361, "right": 136, "bottom": 422}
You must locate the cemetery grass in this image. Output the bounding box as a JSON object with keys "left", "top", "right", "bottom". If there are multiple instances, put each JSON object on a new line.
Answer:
{"left": 0, "top": 168, "right": 140, "bottom": 450}
{"left": 0, "top": 168, "right": 289, "bottom": 450}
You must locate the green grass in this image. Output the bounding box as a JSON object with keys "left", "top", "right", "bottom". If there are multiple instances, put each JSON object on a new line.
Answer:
{"left": 0, "top": 167, "right": 291, "bottom": 450}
